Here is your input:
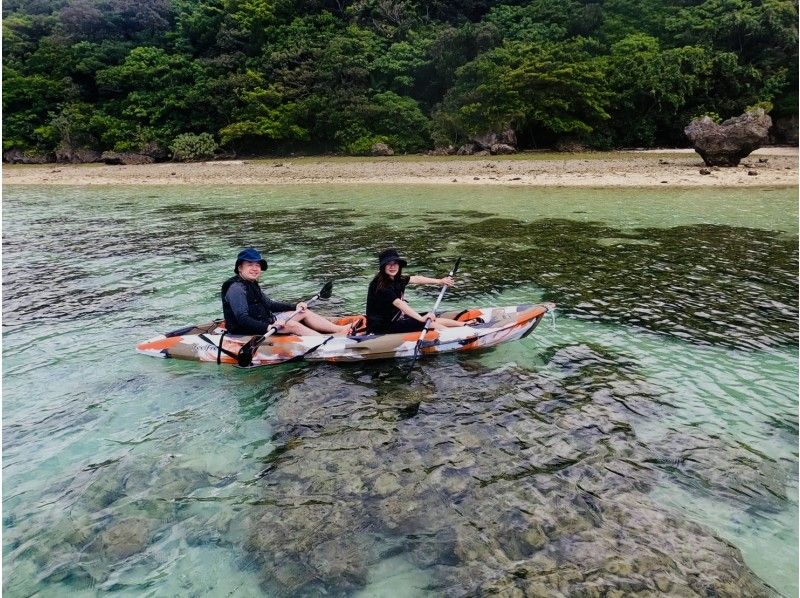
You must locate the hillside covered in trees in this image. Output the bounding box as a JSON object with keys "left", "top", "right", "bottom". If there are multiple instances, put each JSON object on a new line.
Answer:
{"left": 3, "top": 0, "right": 798, "bottom": 159}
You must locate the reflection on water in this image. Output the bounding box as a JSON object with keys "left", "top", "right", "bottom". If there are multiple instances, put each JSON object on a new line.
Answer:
{"left": 2, "top": 186, "right": 797, "bottom": 596}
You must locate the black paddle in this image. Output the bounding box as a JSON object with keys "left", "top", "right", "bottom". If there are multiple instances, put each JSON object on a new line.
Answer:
{"left": 405, "top": 257, "right": 462, "bottom": 376}
{"left": 236, "top": 280, "right": 333, "bottom": 367}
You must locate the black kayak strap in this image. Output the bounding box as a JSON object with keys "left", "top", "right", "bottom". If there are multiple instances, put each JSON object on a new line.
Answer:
{"left": 199, "top": 332, "right": 237, "bottom": 364}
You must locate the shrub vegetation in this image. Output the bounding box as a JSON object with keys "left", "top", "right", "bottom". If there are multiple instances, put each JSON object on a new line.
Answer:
{"left": 3, "top": 0, "right": 796, "bottom": 155}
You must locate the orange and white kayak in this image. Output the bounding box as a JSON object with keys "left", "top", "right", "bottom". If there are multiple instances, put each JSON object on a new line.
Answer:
{"left": 135, "top": 303, "right": 555, "bottom": 367}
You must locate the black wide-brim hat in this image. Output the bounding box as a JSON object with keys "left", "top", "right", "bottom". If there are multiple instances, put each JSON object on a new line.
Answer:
{"left": 235, "top": 247, "right": 268, "bottom": 273}
{"left": 378, "top": 248, "right": 407, "bottom": 269}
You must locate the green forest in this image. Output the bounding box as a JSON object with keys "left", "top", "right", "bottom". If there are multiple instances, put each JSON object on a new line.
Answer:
{"left": 3, "top": 0, "right": 798, "bottom": 159}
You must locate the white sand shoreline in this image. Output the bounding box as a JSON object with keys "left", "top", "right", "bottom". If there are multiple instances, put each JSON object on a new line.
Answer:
{"left": 3, "top": 147, "right": 797, "bottom": 188}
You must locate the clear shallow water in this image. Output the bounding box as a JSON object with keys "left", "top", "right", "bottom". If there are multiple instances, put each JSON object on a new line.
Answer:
{"left": 3, "top": 185, "right": 797, "bottom": 597}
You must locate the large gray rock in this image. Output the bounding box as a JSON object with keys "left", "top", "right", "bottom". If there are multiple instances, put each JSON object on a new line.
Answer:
{"left": 456, "top": 143, "right": 478, "bottom": 155}
{"left": 473, "top": 129, "right": 517, "bottom": 150}
{"left": 370, "top": 142, "right": 394, "bottom": 156}
{"left": 490, "top": 143, "right": 516, "bottom": 155}
{"left": 684, "top": 109, "right": 772, "bottom": 166}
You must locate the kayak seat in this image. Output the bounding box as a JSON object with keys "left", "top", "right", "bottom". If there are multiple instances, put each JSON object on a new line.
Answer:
{"left": 348, "top": 320, "right": 368, "bottom": 336}
{"left": 454, "top": 309, "right": 484, "bottom": 324}
{"left": 333, "top": 314, "right": 367, "bottom": 336}
{"left": 167, "top": 319, "right": 224, "bottom": 337}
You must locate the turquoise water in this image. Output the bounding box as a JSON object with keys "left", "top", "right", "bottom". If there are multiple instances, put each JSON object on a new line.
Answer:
{"left": 3, "top": 185, "right": 797, "bottom": 596}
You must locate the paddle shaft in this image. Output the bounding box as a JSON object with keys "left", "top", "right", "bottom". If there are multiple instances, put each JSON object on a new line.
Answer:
{"left": 406, "top": 257, "right": 461, "bottom": 374}
{"left": 236, "top": 281, "right": 333, "bottom": 367}
{"left": 416, "top": 257, "right": 461, "bottom": 339}
{"left": 261, "top": 291, "right": 321, "bottom": 339}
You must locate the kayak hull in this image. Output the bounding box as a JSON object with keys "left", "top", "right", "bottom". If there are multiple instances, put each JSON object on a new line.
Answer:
{"left": 135, "top": 303, "right": 554, "bottom": 366}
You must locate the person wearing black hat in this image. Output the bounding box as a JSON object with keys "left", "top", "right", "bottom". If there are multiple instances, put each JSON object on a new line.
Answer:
{"left": 365, "top": 248, "right": 469, "bottom": 334}
{"left": 222, "top": 248, "right": 349, "bottom": 336}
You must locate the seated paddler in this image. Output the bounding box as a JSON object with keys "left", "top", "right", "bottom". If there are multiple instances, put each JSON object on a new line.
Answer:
{"left": 365, "top": 248, "right": 471, "bottom": 334}
{"left": 221, "top": 248, "right": 349, "bottom": 336}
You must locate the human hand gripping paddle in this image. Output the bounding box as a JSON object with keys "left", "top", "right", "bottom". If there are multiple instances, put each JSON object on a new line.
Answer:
{"left": 236, "top": 281, "right": 333, "bottom": 367}
{"left": 405, "top": 257, "right": 461, "bottom": 376}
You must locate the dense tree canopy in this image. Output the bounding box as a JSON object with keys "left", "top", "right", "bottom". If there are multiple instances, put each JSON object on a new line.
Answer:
{"left": 3, "top": 0, "right": 797, "bottom": 157}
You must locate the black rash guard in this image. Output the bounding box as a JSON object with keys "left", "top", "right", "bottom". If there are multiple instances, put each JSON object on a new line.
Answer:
{"left": 366, "top": 274, "right": 411, "bottom": 333}
{"left": 221, "top": 276, "right": 295, "bottom": 335}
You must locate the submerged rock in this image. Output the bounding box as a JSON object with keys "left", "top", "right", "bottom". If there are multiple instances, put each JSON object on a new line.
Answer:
{"left": 5, "top": 453, "right": 216, "bottom": 588}
{"left": 241, "top": 356, "right": 781, "bottom": 596}
{"left": 99, "top": 517, "right": 152, "bottom": 559}
{"left": 684, "top": 109, "right": 772, "bottom": 166}
{"left": 646, "top": 430, "right": 789, "bottom": 512}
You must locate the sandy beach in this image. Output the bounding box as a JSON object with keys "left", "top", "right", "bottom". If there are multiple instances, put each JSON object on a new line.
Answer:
{"left": 3, "top": 147, "right": 797, "bottom": 187}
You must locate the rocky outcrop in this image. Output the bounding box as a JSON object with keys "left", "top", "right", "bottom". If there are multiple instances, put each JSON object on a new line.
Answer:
{"left": 427, "top": 145, "right": 456, "bottom": 156}
{"left": 457, "top": 143, "right": 478, "bottom": 155}
{"left": 684, "top": 109, "right": 772, "bottom": 166}
{"left": 490, "top": 143, "right": 516, "bottom": 155}
{"left": 54, "top": 146, "right": 102, "bottom": 163}
{"left": 467, "top": 129, "right": 518, "bottom": 155}
{"left": 4, "top": 142, "right": 169, "bottom": 164}
{"left": 371, "top": 142, "right": 394, "bottom": 156}
{"left": 100, "top": 151, "right": 154, "bottom": 165}
{"left": 473, "top": 129, "right": 517, "bottom": 150}
{"left": 138, "top": 141, "right": 169, "bottom": 161}
{"left": 3, "top": 149, "right": 54, "bottom": 164}
{"left": 458, "top": 141, "right": 516, "bottom": 156}
{"left": 448, "top": 130, "right": 520, "bottom": 156}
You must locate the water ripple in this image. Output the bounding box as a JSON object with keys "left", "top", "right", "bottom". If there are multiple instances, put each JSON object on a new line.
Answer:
{"left": 2, "top": 186, "right": 796, "bottom": 597}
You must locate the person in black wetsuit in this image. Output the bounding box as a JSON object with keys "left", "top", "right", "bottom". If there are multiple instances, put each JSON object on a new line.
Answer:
{"left": 222, "top": 248, "right": 349, "bottom": 336}
{"left": 365, "top": 248, "right": 470, "bottom": 334}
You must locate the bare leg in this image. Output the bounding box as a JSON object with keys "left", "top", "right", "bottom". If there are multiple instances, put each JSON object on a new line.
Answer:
{"left": 294, "top": 309, "right": 350, "bottom": 334}
{"left": 280, "top": 320, "right": 328, "bottom": 336}
{"left": 438, "top": 317, "right": 467, "bottom": 327}
{"left": 430, "top": 317, "right": 467, "bottom": 330}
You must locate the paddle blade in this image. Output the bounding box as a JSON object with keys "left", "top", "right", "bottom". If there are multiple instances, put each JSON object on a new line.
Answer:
{"left": 237, "top": 334, "right": 264, "bottom": 367}
{"left": 318, "top": 280, "right": 334, "bottom": 300}
{"left": 451, "top": 257, "right": 462, "bottom": 276}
